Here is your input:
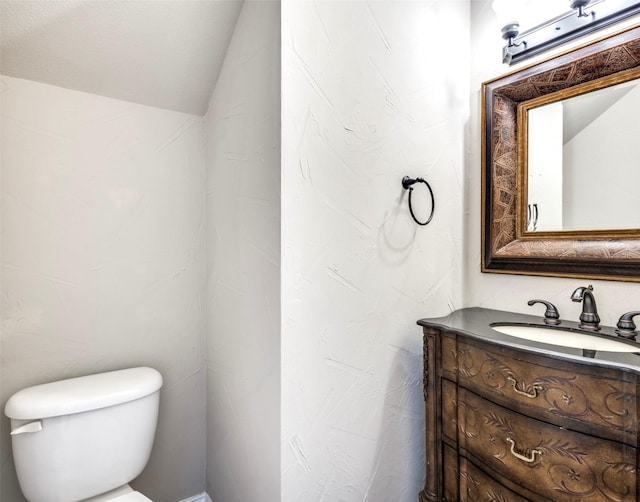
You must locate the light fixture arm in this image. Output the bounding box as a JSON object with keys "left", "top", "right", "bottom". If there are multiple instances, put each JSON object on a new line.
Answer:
{"left": 571, "top": 0, "right": 594, "bottom": 17}
{"left": 501, "top": 22, "right": 525, "bottom": 48}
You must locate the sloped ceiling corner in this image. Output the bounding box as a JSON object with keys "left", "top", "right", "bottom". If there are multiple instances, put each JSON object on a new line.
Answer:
{"left": 0, "top": 0, "right": 244, "bottom": 115}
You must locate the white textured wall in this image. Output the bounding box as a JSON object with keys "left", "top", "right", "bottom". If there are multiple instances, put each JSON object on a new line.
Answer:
{"left": 467, "top": 3, "right": 640, "bottom": 325}
{"left": 0, "top": 76, "right": 206, "bottom": 502}
{"left": 281, "top": 2, "right": 469, "bottom": 500}
{"left": 204, "top": 2, "right": 281, "bottom": 501}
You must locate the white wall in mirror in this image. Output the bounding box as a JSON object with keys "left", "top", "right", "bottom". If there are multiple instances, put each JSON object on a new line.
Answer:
{"left": 528, "top": 79, "right": 640, "bottom": 231}
{"left": 563, "top": 80, "right": 640, "bottom": 230}
{"left": 527, "top": 102, "right": 563, "bottom": 231}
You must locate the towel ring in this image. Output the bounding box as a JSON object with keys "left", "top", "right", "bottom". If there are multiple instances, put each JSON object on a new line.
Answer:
{"left": 402, "top": 176, "right": 435, "bottom": 226}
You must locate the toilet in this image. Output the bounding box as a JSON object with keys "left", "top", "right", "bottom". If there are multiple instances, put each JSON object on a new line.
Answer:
{"left": 4, "top": 367, "right": 163, "bottom": 502}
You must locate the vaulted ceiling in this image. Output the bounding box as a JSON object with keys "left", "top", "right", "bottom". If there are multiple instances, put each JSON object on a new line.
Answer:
{"left": 0, "top": 0, "right": 244, "bottom": 115}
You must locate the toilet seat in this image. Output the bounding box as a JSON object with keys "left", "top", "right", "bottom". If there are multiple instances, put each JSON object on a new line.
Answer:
{"left": 109, "top": 492, "right": 153, "bottom": 502}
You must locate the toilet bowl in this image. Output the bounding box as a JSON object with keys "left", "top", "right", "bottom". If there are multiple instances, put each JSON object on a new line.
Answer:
{"left": 4, "top": 367, "right": 162, "bottom": 502}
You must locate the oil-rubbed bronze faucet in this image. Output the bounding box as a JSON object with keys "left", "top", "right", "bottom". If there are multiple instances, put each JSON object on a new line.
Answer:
{"left": 615, "top": 311, "right": 640, "bottom": 340}
{"left": 527, "top": 299, "right": 560, "bottom": 325}
{"left": 571, "top": 285, "right": 601, "bottom": 331}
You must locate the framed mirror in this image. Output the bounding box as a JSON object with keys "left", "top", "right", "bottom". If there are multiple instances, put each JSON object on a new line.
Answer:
{"left": 482, "top": 25, "right": 640, "bottom": 281}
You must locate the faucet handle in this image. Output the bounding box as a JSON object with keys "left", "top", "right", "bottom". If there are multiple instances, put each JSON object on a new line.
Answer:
{"left": 615, "top": 311, "right": 640, "bottom": 340}
{"left": 528, "top": 299, "right": 560, "bottom": 325}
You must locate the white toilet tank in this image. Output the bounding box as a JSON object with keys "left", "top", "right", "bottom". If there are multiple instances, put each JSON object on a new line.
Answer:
{"left": 4, "top": 367, "right": 163, "bottom": 502}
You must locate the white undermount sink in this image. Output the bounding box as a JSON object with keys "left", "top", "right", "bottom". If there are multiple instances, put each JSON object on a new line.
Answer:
{"left": 491, "top": 324, "right": 640, "bottom": 353}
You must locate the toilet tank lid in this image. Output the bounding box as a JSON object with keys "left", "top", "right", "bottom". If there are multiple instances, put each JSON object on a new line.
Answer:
{"left": 4, "top": 367, "right": 163, "bottom": 420}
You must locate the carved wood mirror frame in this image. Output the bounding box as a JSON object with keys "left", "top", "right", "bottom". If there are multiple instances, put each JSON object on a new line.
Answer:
{"left": 482, "top": 25, "right": 640, "bottom": 282}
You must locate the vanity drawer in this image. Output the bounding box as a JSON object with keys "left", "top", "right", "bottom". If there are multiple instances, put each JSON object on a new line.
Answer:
{"left": 459, "top": 456, "right": 533, "bottom": 502}
{"left": 441, "top": 379, "right": 458, "bottom": 441}
{"left": 448, "top": 337, "right": 638, "bottom": 445}
{"left": 457, "top": 387, "right": 637, "bottom": 502}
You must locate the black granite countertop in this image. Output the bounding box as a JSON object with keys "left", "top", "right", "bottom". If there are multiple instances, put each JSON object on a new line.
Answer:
{"left": 418, "top": 307, "right": 640, "bottom": 373}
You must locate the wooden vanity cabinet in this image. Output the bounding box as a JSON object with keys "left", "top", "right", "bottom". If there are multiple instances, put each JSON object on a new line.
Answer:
{"left": 419, "top": 325, "right": 639, "bottom": 502}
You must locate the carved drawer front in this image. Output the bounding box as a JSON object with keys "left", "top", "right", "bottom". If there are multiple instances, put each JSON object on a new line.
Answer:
{"left": 458, "top": 388, "right": 637, "bottom": 502}
{"left": 443, "top": 444, "right": 459, "bottom": 502}
{"left": 452, "top": 339, "right": 638, "bottom": 445}
{"left": 459, "top": 456, "right": 532, "bottom": 502}
{"left": 441, "top": 333, "right": 459, "bottom": 381}
{"left": 442, "top": 379, "right": 458, "bottom": 441}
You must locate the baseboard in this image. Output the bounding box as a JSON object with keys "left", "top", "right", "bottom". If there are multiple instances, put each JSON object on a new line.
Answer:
{"left": 179, "top": 493, "right": 212, "bottom": 502}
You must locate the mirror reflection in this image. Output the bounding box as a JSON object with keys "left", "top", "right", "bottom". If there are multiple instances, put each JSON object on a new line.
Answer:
{"left": 526, "top": 77, "right": 640, "bottom": 232}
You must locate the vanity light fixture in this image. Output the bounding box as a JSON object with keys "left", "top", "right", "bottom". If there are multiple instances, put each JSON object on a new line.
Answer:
{"left": 499, "top": 0, "right": 640, "bottom": 65}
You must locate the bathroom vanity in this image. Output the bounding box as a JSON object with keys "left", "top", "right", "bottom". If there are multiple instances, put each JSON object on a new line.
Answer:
{"left": 418, "top": 308, "right": 639, "bottom": 502}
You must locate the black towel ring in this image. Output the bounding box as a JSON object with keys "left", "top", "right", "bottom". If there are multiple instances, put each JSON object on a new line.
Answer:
{"left": 402, "top": 176, "right": 434, "bottom": 226}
